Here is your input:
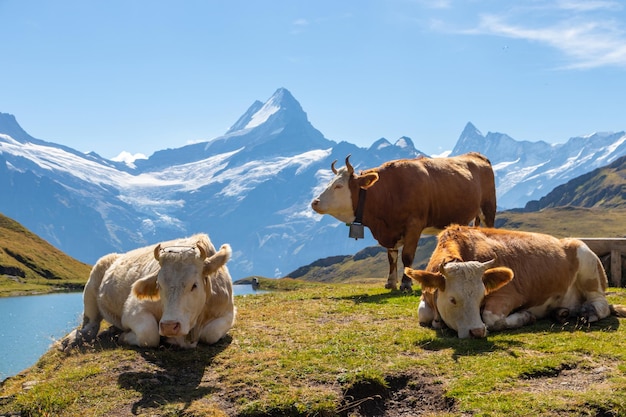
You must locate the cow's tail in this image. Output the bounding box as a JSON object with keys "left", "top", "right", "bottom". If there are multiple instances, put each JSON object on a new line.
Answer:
{"left": 610, "top": 304, "right": 626, "bottom": 317}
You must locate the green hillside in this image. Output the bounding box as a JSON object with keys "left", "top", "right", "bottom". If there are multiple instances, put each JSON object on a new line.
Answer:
{"left": 0, "top": 213, "right": 92, "bottom": 296}
{"left": 525, "top": 155, "right": 626, "bottom": 210}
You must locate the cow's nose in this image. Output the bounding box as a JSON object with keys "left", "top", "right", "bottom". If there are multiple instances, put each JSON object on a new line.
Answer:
{"left": 311, "top": 199, "right": 319, "bottom": 208}
{"left": 160, "top": 320, "right": 182, "bottom": 337}
{"left": 469, "top": 326, "right": 487, "bottom": 338}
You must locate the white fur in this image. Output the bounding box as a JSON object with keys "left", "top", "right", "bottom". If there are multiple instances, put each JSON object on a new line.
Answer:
{"left": 60, "top": 234, "right": 235, "bottom": 350}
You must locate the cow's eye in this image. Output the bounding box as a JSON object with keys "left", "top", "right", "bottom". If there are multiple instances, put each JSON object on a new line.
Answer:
{"left": 191, "top": 283, "right": 198, "bottom": 291}
{"left": 334, "top": 184, "right": 343, "bottom": 189}
{"left": 449, "top": 297, "right": 457, "bottom": 305}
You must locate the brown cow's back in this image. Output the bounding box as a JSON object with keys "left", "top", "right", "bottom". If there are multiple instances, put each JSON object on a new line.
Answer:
{"left": 428, "top": 225, "right": 597, "bottom": 311}
{"left": 354, "top": 153, "right": 495, "bottom": 244}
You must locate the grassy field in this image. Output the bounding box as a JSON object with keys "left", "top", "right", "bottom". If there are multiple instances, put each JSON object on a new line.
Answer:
{"left": 2, "top": 278, "right": 626, "bottom": 417}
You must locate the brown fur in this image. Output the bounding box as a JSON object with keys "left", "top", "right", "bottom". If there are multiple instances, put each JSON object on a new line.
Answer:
{"left": 350, "top": 152, "right": 496, "bottom": 288}
{"left": 420, "top": 225, "right": 616, "bottom": 326}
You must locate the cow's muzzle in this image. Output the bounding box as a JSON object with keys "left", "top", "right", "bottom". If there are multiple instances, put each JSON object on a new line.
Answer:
{"left": 160, "top": 320, "right": 183, "bottom": 337}
{"left": 311, "top": 199, "right": 323, "bottom": 213}
{"left": 469, "top": 326, "right": 487, "bottom": 338}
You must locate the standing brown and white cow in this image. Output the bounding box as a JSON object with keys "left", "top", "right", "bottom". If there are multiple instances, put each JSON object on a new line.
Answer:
{"left": 311, "top": 153, "right": 496, "bottom": 290}
{"left": 60, "top": 234, "right": 236, "bottom": 349}
{"left": 405, "top": 225, "right": 626, "bottom": 338}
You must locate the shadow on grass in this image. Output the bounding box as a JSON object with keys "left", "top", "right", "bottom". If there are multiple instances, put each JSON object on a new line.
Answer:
{"left": 338, "top": 288, "right": 423, "bottom": 304}
{"left": 81, "top": 327, "right": 232, "bottom": 415}
{"left": 117, "top": 335, "right": 232, "bottom": 415}
{"left": 415, "top": 315, "right": 621, "bottom": 359}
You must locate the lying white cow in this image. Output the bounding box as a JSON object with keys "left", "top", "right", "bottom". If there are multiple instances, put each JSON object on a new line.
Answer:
{"left": 60, "top": 234, "right": 235, "bottom": 349}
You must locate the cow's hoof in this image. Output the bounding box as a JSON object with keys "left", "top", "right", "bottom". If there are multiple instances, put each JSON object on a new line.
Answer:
{"left": 523, "top": 310, "right": 537, "bottom": 325}
{"left": 552, "top": 307, "right": 570, "bottom": 323}
{"left": 579, "top": 304, "right": 599, "bottom": 323}
{"left": 57, "top": 329, "right": 79, "bottom": 352}
{"left": 432, "top": 318, "right": 445, "bottom": 330}
{"left": 57, "top": 328, "right": 93, "bottom": 352}
{"left": 385, "top": 282, "right": 398, "bottom": 290}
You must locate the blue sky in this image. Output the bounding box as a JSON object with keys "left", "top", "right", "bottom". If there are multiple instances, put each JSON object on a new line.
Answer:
{"left": 1, "top": 0, "right": 625, "bottom": 159}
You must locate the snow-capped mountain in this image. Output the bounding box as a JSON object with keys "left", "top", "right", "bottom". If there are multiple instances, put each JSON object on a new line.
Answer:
{"left": 0, "top": 89, "right": 422, "bottom": 278}
{"left": 454, "top": 122, "right": 626, "bottom": 208}
{"left": 1, "top": 89, "right": 624, "bottom": 279}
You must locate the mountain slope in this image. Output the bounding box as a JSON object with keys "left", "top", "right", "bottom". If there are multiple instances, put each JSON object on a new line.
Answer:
{"left": 524, "top": 155, "right": 626, "bottom": 210}
{"left": 453, "top": 123, "right": 626, "bottom": 208}
{"left": 0, "top": 213, "right": 91, "bottom": 294}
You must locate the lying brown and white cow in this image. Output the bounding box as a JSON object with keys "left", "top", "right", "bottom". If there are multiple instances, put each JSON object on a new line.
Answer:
{"left": 60, "top": 234, "right": 236, "bottom": 349}
{"left": 405, "top": 225, "right": 626, "bottom": 338}
{"left": 311, "top": 153, "right": 496, "bottom": 290}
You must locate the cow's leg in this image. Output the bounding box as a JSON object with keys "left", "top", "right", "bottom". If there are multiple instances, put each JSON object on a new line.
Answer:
{"left": 59, "top": 256, "right": 118, "bottom": 351}
{"left": 417, "top": 298, "right": 434, "bottom": 326}
{"left": 482, "top": 309, "right": 536, "bottom": 331}
{"left": 199, "top": 308, "right": 237, "bottom": 345}
{"left": 74, "top": 277, "right": 103, "bottom": 343}
{"left": 120, "top": 311, "right": 161, "bottom": 347}
{"left": 418, "top": 293, "right": 444, "bottom": 329}
{"left": 399, "top": 232, "right": 422, "bottom": 291}
{"left": 385, "top": 249, "right": 399, "bottom": 290}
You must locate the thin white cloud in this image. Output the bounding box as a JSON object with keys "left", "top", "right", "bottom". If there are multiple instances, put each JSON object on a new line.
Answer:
{"left": 556, "top": 0, "right": 622, "bottom": 12}
{"left": 475, "top": 13, "right": 626, "bottom": 69}
{"left": 292, "top": 18, "right": 309, "bottom": 27}
{"left": 291, "top": 18, "right": 309, "bottom": 35}
{"left": 410, "top": 0, "right": 452, "bottom": 9}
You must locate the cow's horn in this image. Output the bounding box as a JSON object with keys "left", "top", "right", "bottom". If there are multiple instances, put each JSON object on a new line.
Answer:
{"left": 481, "top": 258, "right": 497, "bottom": 269}
{"left": 196, "top": 243, "right": 208, "bottom": 260}
{"left": 331, "top": 159, "right": 338, "bottom": 175}
{"left": 153, "top": 244, "right": 162, "bottom": 261}
{"left": 345, "top": 154, "right": 354, "bottom": 175}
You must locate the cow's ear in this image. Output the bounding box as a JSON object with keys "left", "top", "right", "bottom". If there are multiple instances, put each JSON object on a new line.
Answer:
{"left": 133, "top": 274, "right": 160, "bottom": 300}
{"left": 203, "top": 244, "right": 232, "bottom": 276}
{"left": 482, "top": 267, "right": 514, "bottom": 294}
{"left": 356, "top": 172, "right": 379, "bottom": 189}
{"left": 404, "top": 267, "right": 445, "bottom": 292}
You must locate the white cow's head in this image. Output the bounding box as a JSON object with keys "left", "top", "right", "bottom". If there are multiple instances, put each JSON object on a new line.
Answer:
{"left": 311, "top": 155, "right": 379, "bottom": 223}
{"left": 405, "top": 260, "right": 513, "bottom": 338}
{"left": 132, "top": 242, "right": 232, "bottom": 341}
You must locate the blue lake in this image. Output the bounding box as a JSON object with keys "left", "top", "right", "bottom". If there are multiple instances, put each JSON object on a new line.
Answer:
{"left": 0, "top": 285, "right": 261, "bottom": 380}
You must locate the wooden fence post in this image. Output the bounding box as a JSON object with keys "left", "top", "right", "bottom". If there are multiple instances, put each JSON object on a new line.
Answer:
{"left": 578, "top": 238, "right": 626, "bottom": 288}
{"left": 611, "top": 249, "right": 622, "bottom": 287}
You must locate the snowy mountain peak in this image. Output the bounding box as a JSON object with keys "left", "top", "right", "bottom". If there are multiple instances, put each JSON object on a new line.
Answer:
{"left": 227, "top": 100, "right": 264, "bottom": 133}
{"left": 462, "top": 122, "right": 482, "bottom": 137}
{"left": 200, "top": 88, "right": 333, "bottom": 159}
{"left": 370, "top": 138, "right": 392, "bottom": 150}
{"left": 394, "top": 136, "right": 415, "bottom": 149}
{"left": 0, "top": 113, "right": 36, "bottom": 143}
{"left": 456, "top": 122, "right": 483, "bottom": 145}
{"left": 225, "top": 88, "right": 306, "bottom": 135}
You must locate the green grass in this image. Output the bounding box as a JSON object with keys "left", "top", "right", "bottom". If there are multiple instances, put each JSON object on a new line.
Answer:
{"left": 2, "top": 281, "right": 626, "bottom": 416}
{"left": 0, "top": 213, "right": 91, "bottom": 296}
